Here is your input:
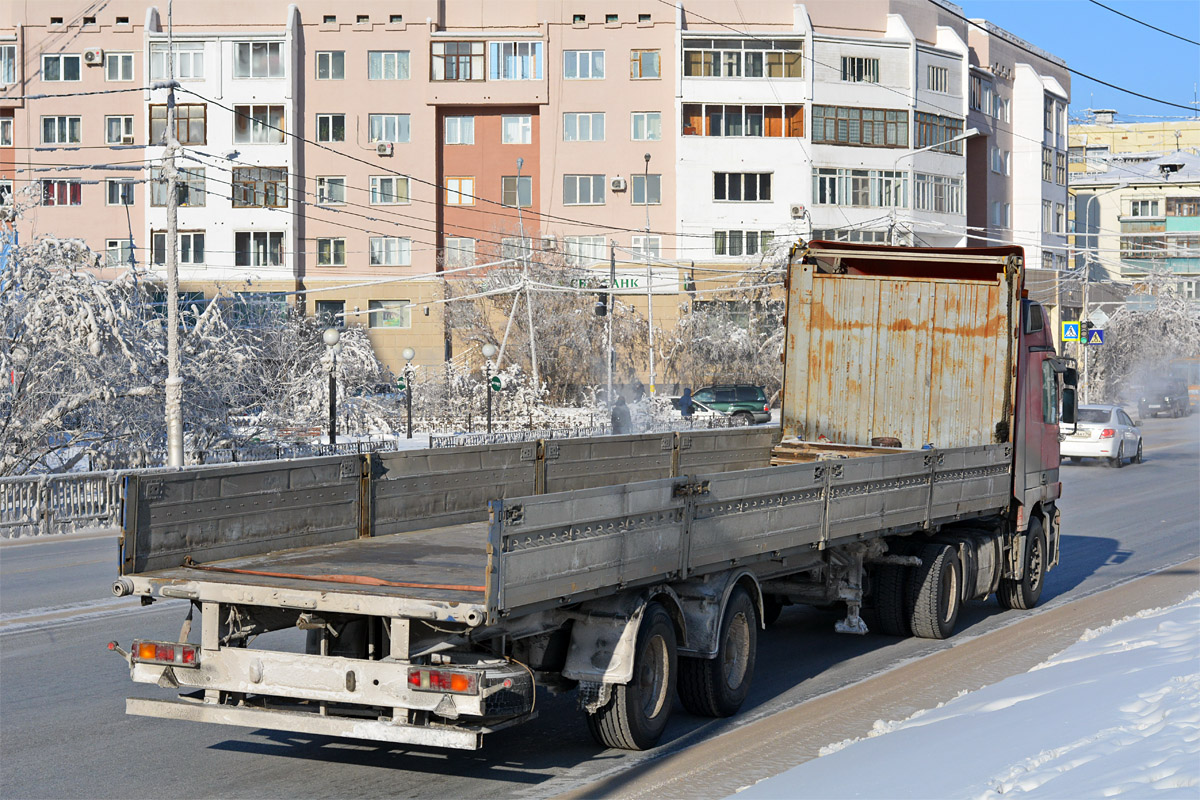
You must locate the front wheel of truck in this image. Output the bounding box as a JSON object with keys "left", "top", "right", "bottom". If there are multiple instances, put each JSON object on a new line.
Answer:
{"left": 586, "top": 602, "right": 677, "bottom": 750}
{"left": 997, "top": 519, "right": 1046, "bottom": 610}
{"left": 678, "top": 586, "right": 758, "bottom": 717}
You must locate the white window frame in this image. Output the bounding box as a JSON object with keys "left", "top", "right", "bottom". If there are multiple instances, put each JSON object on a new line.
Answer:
{"left": 369, "top": 237, "right": 412, "bottom": 267}
{"left": 0, "top": 45, "right": 15, "bottom": 85}
{"left": 105, "top": 238, "right": 134, "bottom": 267}
{"left": 41, "top": 115, "right": 81, "bottom": 144}
{"left": 152, "top": 230, "right": 205, "bottom": 266}
{"left": 502, "top": 176, "right": 532, "bottom": 208}
{"left": 563, "top": 112, "right": 605, "bottom": 142}
{"left": 913, "top": 173, "right": 963, "bottom": 215}
{"left": 713, "top": 230, "right": 774, "bottom": 257}
{"left": 1129, "top": 199, "right": 1160, "bottom": 217}
{"left": 445, "top": 176, "right": 475, "bottom": 206}
{"left": 234, "top": 41, "right": 285, "bottom": 79}
{"left": 927, "top": 65, "right": 947, "bottom": 93}
{"left": 105, "top": 115, "right": 134, "bottom": 145}
{"left": 370, "top": 175, "right": 410, "bottom": 205}
{"left": 563, "top": 174, "right": 606, "bottom": 205}
{"left": 368, "top": 113, "right": 410, "bottom": 143}
{"left": 234, "top": 230, "right": 284, "bottom": 267}
{"left": 501, "top": 237, "right": 533, "bottom": 260}
{"left": 106, "top": 178, "right": 136, "bottom": 206}
{"left": 233, "top": 104, "right": 284, "bottom": 144}
{"left": 368, "top": 50, "right": 411, "bottom": 80}
{"left": 713, "top": 171, "right": 773, "bottom": 203}
{"left": 445, "top": 116, "right": 475, "bottom": 145}
{"left": 0, "top": 117, "right": 12, "bottom": 147}
{"left": 42, "top": 53, "right": 81, "bottom": 82}
{"left": 631, "top": 112, "right": 661, "bottom": 141}
{"left": 632, "top": 174, "right": 661, "bottom": 205}
{"left": 564, "top": 50, "right": 604, "bottom": 79}
{"left": 41, "top": 179, "right": 82, "bottom": 206}
{"left": 316, "top": 113, "right": 345, "bottom": 143}
{"left": 149, "top": 42, "right": 205, "bottom": 80}
{"left": 629, "top": 49, "right": 661, "bottom": 79}
{"left": 840, "top": 56, "right": 879, "bottom": 83}
{"left": 489, "top": 41, "right": 543, "bottom": 80}
{"left": 443, "top": 237, "right": 476, "bottom": 267}
{"left": 502, "top": 115, "right": 532, "bottom": 144}
{"left": 105, "top": 52, "right": 134, "bottom": 82}
{"left": 316, "top": 51, "right": 345, "bottom": 80}
{"left": 317, "top": 237, "right": 346, "bottom": 266}
{"left": 152, "top": 168, "right": 205, "bottom": 207}
{"left": 632, "top": 235, "right": 661, "bottom": 259}
{"left": 317, "top": 176, "right": 346, "bottom": 205}
{"left": 563, "top": 235, "right": 606, "bottom": 265}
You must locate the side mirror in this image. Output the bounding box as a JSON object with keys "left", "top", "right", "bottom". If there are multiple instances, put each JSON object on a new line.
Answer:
{"left": 1064, "top": 366, "right": 1078, "bottom": 388}
{"left": 1061, "top": 386, "right": 1078, "bottom": 429}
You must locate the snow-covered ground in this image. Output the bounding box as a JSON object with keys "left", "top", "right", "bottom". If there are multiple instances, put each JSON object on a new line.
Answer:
{"left": 736, "top": 594, "right": 1200, "bottom": 799}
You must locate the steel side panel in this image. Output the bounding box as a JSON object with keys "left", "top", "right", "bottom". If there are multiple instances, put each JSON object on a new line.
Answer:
{"left": 677, "top": 429, "right": 778, "bottom": 474}
{"left": 825, "top": 450, "right": 934, "bottom": 539}
{"left": 544, "top": 434, "right": 675, "bottom": 493}
{"left": 930, "top": 444, "right": 1013, "bottom": 519}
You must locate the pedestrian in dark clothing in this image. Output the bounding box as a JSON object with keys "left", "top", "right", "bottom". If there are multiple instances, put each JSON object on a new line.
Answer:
{"left": 611, "top": 396, "right": 632, "bottom": 435}
{"left": 680, "top": 388, "right": 694, "bottom": 419}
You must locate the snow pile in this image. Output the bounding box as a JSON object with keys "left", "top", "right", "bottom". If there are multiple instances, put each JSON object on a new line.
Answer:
{"left": 736, "top": 594, "right": 1200, "bottom": 799}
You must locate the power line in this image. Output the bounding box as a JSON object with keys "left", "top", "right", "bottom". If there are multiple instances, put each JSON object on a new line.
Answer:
{"left": 1085, "top": 0, "right": 1200, "bottom": 47}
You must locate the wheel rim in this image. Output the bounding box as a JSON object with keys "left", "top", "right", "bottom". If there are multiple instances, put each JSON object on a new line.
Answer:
{"left": 1027, "top": 536, "right": 1044, "bottom": 591}
{"left": 721, "top": 611, "right": 751, "bottom": 690}
{"left": 940, "top": 558, "right": 959, "bottom": 625}
{"left": 1137, "top": 441, "right": 1143, "bottom": 461}
{"left": 637, "top": 634, "right": 669, "bottom": 719}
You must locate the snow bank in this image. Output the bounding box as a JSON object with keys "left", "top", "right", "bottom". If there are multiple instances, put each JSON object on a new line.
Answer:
{"left": 735, "top": 594, "right": 1200, "bottom": 799}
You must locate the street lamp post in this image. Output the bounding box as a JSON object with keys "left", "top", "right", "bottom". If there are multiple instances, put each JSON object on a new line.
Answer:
{"left": 402, "top": 347, "right": 416, "bottom": 439}
{"left": 482, "top": 343, "right": 498, "bottom": 433}
{"left": 889, "top": 127, "right": 980, "bottom": 245}
{"left": 643, "top": 153, "right": 656, "bottom": 397}
{"left": 322, "top": 328, "right": 341, "bottom": 445}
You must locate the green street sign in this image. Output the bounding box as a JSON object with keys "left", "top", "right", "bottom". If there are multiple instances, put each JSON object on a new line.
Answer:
{"left": 490, "top": 375, "right": 502, "bottom": 391}
{"left": 396, "top": 377, "right": 406, "bottom": 391}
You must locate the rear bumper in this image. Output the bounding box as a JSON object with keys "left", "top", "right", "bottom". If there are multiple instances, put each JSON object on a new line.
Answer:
{"left": 1060, "top": 439, "right": 1117, "bottom": 458}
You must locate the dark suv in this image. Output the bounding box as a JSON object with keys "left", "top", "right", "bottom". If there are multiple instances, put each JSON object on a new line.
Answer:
{"left": 691, "top": 385, "right": 771, "bottom": 424}
{"left": 1137, "top": 381, "right": 1191, "bottom": 418}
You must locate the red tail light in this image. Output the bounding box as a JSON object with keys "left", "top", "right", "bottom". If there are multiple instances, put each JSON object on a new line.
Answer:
{"left": 131, "top": 639, "right": 199, "bottom": 668}
{"left": 1099, "top": 428, "right": 1116, "bottom": 439}
{"left": 408, "top": 667, "right": 479, "bottom": 695}
{"left": 763, "top": 404, "right": 770, "bottom": 413}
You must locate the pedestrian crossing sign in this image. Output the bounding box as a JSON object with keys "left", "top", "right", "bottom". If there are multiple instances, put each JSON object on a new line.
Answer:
{"left": 1085, "top": 329, "right": 1105, "bottom": 345}
{"left": 1061, "top": 321, "right": 1080, "bottom": 342}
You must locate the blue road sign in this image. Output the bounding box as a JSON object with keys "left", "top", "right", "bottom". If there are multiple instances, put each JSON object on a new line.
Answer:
{"left": 1061, "top": 321, "right": 1080, "bottom": 342}
{"left": 1086, "top": 329, "right": 1105, "bottom": 346}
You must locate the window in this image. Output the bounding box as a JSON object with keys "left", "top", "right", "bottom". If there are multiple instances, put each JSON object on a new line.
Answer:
{"left": 41, "top": 116, "right": 81, "bottom": 144}
{"left": 914, "top": 112, "right": 964, "bottom": 154}
{"left": 1056, "top": 153, "right": 1066, "bottom": 186}
{"left": 357, "top": 14, "right": 370, "bottom": 24}
{"left": 41, "top": 179, "right": 81, "bottom": 206}
{"left": 502, "top": 237, "right": 533, "bottom": 260}
{"left": 368, "top": 50, "right": 410, "bottom": 80}
{"left": 42, "top": 54, "right": 81, "bottom": 82}
{"left": 390, "top": 14, "right": 403, "bottom": 24}
{"left": 151, "top": 103, "right": 207, "bottom": 145}
{"left": 841, "top": 56, "right": 879, "bottom": 83}
{"left": 0, "top": 45, "right": 15, "bottom": 84}
{"left": 502, "top": 175, "right": 532, "bottom": 207}
{"left": 630, "top": 50, "right": 660, "bottom": 79}
{"left": 369, "top": 299, "right": 411, "bottom": 328}
{"left": 811, "top": 106, "right": 908, "bottom": 147}
{"left": 564, "top": 50, "right": 604, "bottom": 79}
{"left": 234, "top": 42, "right": 284, "bottom": 78}
{"left": 316, "top": 113, "right": 345, "bottom": 143}
{"left": 149, "top": 42, "right": 204, "bottom": 80}
{"left": 913, "top": 173, "right": 963, "bottom": 214}
{"left": 233, "top": 105, "right": 284, "bottom": 144}
{"left": 316, "top": 300, "right": 344, "bottom": 326}
{"left": 105, "top": 115, "right": 134, "bottom": 144}
{"left": 431, "top": 41, "right": 484, "bottom": 81}
{"left": 152, "top": 231, "right": 206, "bottom": 266}
{"left": 1044, "top": 97, "right": 1054, "bottom": 135}
{"left": 563, "top": 174, "right": 605, "bottom": 205}
{"left": 502, "top": 115, "right": 532, "bottom": 144}
{"left": 1120, "top": 221, "right": 1166, "bottom": 259}
{"left": 1055, "top": 203, "right": 1065, "bottom": 233}
{"left": 316, "top": 51, "right": 344, "bottom": 80}
{"left": 105, "top": 239, "right": 134, "bottom": 267}
{"left": 317, "top": 176, "right": 346, "bottom": 205}
{"left": 444, "top": 237, "right": 476, "bottom": 267}
{"left": 563, "top": 235, "right": 605, "bottom": 265}
{"left": 151, "top": 167, "right": 205, "bottom": 206}
{"left": 1165, "top": 233, "right": 1200, "bottom": 258}
{"left": 682, "top": 104, "right": 803, "bottom": 137}
{"left": 368, "top": 114, "right": 410, "bottom": 143}
{"left": 105, "top": 52, "right": 134, "bottom": 81}
{"left": 0, "top": 118, "right": 11, "bottom": 147}
{"left": 369, "top": 238, "right": 411, "bottom": 266}
{"left": 1042, "top": 147, "right": 1053, "bottom": 182}
{"left": 233, "top": 167, "right": 288, "bottom": 208}
{"left": 632, "top": 174, "right": 661, "bottom": 205}
{"left": 1167, "top": 197, "right": 1200, "bottom": 217}
{"left": 812, "top": 168, "right": 906, "bottom": 207}
{"left": 370, "top": 175, "right": 409, "bottom": 204}
{"left": 564, "top": 112, "right": 604, "bottom": 142}
{"left": 317, "top": 238, "right": 346, "bottom": 266}
{"left": 631, "top": 112, "right": 661, "bottom": 141}
{"left": 1129, "top": 199, "right": 1160, "bottom": 217}
{"left": 927, "top": 65, "right": 947, "bottom": 93}
{"left": 1042, "top": 200, "right": 1053, "bottom": 230}
{"left": 106, "top": 178, "right": 135, "bottom": 206}
{"left": 445, "top": 115, "right": 474, "bottom": 144}
{"left": 489, "top": 41, "right": 543, "bottom": 80}
{"left": 235, "top": 231, "right": 284, "bottom": 267}
{"left": 606, "top": 13, "right": 618, "bottom": 24}
{"left": 713, "top": 172, "right": 772, "bottom": 202}
{"left": 445, "top": 177, "right": 475, "bottom": 205}
{"left": 682, "top": 38, "right": 802, "bottom": 78}
{"left": 989, "top": 147, "right": 1010, "bottom": 176}
{"left": 713, "top": 230, "right": 773, "bottom": 257}
{"left": 632, "top": 235, "right": 660, "bottom": 258}
{"left": 1041, "top": 360, "right": 1059, "bottom": 425}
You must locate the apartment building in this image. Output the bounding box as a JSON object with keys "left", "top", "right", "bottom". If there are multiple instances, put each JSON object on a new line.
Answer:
{"left": 1070, "top": 110, "right": 1200, "bottom": 173}
{"left": 0, "top": 1, "right": 1070, "bottom": 378}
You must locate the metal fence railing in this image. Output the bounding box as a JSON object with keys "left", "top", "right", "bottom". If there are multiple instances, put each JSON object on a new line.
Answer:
{"left": 0, "top": 472, "right": 124, "bottom": 539}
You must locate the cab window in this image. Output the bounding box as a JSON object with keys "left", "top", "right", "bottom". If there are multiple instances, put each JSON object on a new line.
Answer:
{"left": 1023, "top": 301, "right": 1044, "bottom": 334}
{"left": 1041, "top": 360, "right": 1058, "bottom": 424}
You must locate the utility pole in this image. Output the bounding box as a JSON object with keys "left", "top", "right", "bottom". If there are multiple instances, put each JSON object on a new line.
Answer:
{"left": 643, "top": 153, "right": 655, "bottom": 396}
{"left": 163, "top": 0, "right": 184, "bottom": 468}
{"left": 515, "top": 157, "right": 538, "bottom": 392}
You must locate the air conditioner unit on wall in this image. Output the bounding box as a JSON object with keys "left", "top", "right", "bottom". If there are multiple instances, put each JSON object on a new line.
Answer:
{"left": 790, "top": 203, "right": 807, "bottom": 219}
{"left": 83, "top": 48, "right": 104, "bottom": 65}
{"left": 540, "top": 234, "right": 557, "bottom": 251}
{"left": 120, "top": 135, "right": 134, "bottom": 145}
{"left": 610, "top": 176, "right": 628, "bottom": 192}
{"left": 376, "top": 141, "right": 394, "bottom": 156}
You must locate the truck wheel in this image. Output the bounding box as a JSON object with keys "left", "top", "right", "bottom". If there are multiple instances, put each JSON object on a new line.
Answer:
{"left": 874, "top": 561, "right": 911, "bottom": 637}
{"left": 906, "top": 544, "right": 962, "bottom": 640}
{"left": 678, "top": 587, "right": 758, "bottom": 717}
{"left": 586, "top": 602, "right": 677, "bottom": 750}
{"left": 997, "top": 519, "right": 1046, "bottom": 610}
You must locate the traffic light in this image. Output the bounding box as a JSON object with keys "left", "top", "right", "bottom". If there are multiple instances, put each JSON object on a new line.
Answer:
{"left": 594, "top": 291, "right": 608, "bottom": 317}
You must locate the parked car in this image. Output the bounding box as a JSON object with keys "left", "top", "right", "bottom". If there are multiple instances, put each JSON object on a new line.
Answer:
{"left": 1135, "top": 381, "right": 1191, "bottom": 418}
{"left": 691, "top": 384, "right": 772, "bottom": 424}
{"left": 668, "top": 396, "right": 729, "bottom": 424}
{"left": 1060, "top": 404, "right": 1142, "bottom": 467}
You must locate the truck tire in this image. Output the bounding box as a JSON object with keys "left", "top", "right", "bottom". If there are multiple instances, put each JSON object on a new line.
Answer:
{"left": 874, "top": 561, "right": 911, "bottom": 637}
{"left": 906, "top": 543, "right": 962, "bottom": 640}
{"left": 678, "top": 587, "right": 758, "bottom": 717}
{"left": 586, "top": 602, "right": 677, "bottom": 750}
{"left": 997, "top": 519, "right": 1046, "bottom": 610}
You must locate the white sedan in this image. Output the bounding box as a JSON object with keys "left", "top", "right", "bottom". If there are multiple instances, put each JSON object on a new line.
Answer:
{"left": 1060, "top": 404, "right": 1143, "bottom": 467}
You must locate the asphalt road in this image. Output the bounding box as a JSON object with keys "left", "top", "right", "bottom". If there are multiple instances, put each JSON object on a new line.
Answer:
{"left": 2, "top": 412, "right": 1196, "bottom": 800}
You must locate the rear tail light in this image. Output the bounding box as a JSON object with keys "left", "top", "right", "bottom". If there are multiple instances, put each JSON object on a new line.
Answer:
{"left": 763, "top": 404, "right": 770, "bottom": 413}
{"left": 131, "top": 639, "right": 199, "bottom": 667}
{"left": 1099, "top": 428, "right": 1116, "bottom": 439}
{"left": 408, "top": 667, "right": 479, "bottom": 695}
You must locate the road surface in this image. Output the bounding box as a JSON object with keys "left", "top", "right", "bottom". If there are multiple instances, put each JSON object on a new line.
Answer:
{"left": 2, "top": 412, "right": 1196, "bottom": 799}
